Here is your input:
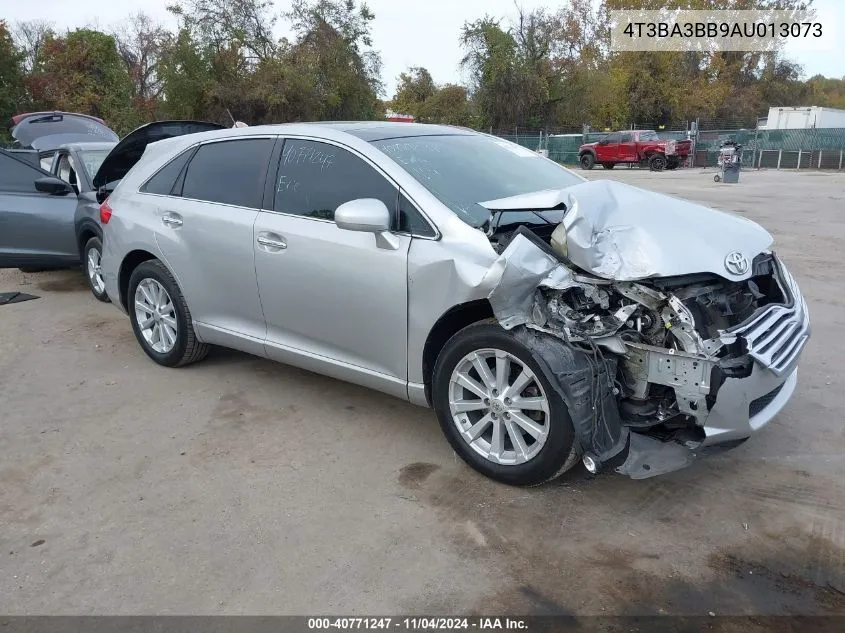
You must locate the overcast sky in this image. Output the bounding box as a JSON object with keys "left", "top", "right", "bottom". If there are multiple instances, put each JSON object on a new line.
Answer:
{"left": 1, "top": 0, "right": 842, "bottom": 97}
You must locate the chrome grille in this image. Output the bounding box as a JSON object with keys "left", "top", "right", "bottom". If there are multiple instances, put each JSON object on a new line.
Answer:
{"left": 730, "top": 260, "right": 810, "bottom": 376}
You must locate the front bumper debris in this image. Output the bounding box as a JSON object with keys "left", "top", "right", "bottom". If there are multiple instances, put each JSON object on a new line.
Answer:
{"left": 615, "top": 368, "right": 798, "bottom": 479}
{"left": 482, "top": 229, "right": 809, "bottom": 480}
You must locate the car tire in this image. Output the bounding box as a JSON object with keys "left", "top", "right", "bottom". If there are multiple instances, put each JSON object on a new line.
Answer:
{"left": 579, "top": 153, "right": 595, "bottom": 170}
{"left": 601, "top": 162, "right": 614, "bottom": 169}
{"left": 648, "top": 154, "right": 666, "bottom": 171}
{"left": 127, "top": 259, "right": 209, "bottom": 367}
{"left": 83, "top": 236, "right": 110, "bottom": 303}
{"left": 432, "top": 322, "right": 579, "bottom": 486}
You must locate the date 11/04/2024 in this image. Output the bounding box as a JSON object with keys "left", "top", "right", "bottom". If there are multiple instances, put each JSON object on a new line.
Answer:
{"left": 307, "top": 617, "right": 528, "bottom": 630}
{"left": 622, "top": 21, "right": 822, "bottom": 39}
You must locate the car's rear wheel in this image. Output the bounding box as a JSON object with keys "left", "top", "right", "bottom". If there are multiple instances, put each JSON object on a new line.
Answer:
{"left": 601, "top": 162, "right": 615, "bottom": 169}
{"left": 579, "top": 153, "right": 595, "bottom": 170}
{"left": 432, "top": 323, "right": 579, "bottom": 486}
{"left": 127, "top": 259, "right": 209, "bottom": 367}
{"left": 84, "top": 236, "right": 110, "bottom": 302}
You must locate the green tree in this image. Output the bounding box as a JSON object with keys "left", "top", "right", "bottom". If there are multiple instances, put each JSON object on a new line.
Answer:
{"left": 26, "top": 28, "right": 137, "bottom": 134}
{"left": 284, "top": 0, "right": 383, "bottom": 120}
{"left": 389, "top": 66, "right": 435, "bottom": 117}
{"left": 419, "top": 84, "right": 472, "bottom": 126}
{"left": 0, "top": 21, "right": 27, "bottom": 140}
{"left": 806, "top": 74, "right": 845, "bottom": 109}
{"left": 460, "top": 17, "right": 532, "bottom": 129}
{"left": 158, "top": 29, "right": 216, "bottom": 120}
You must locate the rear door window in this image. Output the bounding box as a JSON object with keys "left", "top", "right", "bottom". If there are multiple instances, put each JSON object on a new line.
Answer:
{"left": 182, "top": 138, "right": 274, "bottom": 208}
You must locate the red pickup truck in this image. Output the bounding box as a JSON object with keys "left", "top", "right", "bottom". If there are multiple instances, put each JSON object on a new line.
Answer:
{"left": 578, "top": 130, "right": 692, "bottom": 171}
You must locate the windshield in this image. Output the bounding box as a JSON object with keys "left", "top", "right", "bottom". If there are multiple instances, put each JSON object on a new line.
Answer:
{"left": 372, "top": 135, "right": 583, "bottom": 228}
{"left": 78, "top": 149, "right": 111, "bottom": 179}
{"left": 639, "top": 131, "right": 659, "bottom": 141}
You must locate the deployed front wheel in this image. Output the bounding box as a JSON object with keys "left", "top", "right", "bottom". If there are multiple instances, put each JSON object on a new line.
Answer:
{"left": 127, "top": 259, "right": 209, "bottom": 367}
{"left": 432, "top": 323, "right": 579, "bottom": 486}
{"left": 579, "top": 153, "right": 595, "bottom": 170}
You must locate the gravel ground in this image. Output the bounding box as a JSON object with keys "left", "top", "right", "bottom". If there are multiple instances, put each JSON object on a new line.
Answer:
{"left": 1, "top": 167, "right": 843, "bottom": 616}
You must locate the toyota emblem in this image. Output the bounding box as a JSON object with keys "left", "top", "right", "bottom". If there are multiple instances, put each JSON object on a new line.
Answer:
{"left": 724, "top": 251, "right": 749, "bottom": 275}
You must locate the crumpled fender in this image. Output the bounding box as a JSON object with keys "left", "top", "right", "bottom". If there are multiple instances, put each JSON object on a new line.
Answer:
{"left": 511, "top": 327, "right": 629, "bottom": 468}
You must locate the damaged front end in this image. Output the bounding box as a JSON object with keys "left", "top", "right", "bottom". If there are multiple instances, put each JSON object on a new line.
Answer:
{"left": 485, "top": 214, "right": 809, "bottom": 479}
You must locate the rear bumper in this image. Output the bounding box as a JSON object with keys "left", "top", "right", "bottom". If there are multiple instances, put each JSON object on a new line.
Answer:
{"left": 103, "top": 272, "right": 125, "bottom": 315}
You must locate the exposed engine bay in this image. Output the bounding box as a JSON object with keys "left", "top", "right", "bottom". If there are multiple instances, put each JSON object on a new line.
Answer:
{"left": 484, "top": 221, "right": 801, "bottom": 478}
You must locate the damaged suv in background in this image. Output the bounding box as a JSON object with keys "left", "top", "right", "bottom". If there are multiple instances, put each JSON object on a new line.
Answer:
{"left": 98, "top": 123, "right": 810, "bottom": 485}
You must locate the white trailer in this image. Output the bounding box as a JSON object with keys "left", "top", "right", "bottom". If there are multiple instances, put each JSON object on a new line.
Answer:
{"left": 762, "top": 106, "right": 845, "bottom": 130}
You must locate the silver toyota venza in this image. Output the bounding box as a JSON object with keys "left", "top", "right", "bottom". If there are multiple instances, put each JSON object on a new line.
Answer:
{"left": 100, "top": 123, "right": 809, "bottom": 485}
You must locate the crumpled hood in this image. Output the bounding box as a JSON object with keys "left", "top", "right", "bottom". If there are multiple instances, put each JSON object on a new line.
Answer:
{"left": 561, "top": 179, "right": 773, "bottom": 281}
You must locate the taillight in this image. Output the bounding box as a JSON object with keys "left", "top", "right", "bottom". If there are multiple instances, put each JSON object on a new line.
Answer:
{"left": 99, "top": 199, "right": 112, "bottom": 224}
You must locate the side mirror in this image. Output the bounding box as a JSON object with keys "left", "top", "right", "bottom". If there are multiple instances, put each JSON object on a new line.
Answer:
{"left": 335, "top": 198, "right": 399, "bottom": 250}
{"left": 597, "top": 139, "right": 608, "bottom": 146}
{"left": 34, "top": 176, "right": 73, "bottom": 196}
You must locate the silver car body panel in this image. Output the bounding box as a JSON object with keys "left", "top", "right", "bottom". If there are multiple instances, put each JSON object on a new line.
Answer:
{"left": 102, "top": 126, "right": 503, "bottom": 402}
{"left": 560, "top": 179, "right": 773, "bottom": 280}
{"left": 99, "top": 123, "right": 808, "bottom": 472}
{"left": 0, "top": 149, "right": 80, "bottom": 267}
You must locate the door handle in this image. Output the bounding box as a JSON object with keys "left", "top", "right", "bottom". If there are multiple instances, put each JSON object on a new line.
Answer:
{"left": 257, "top": 234, "right": 287, "bottom": 250}
{"left": 161, "top": 214, "right": 183, "bottom": 228}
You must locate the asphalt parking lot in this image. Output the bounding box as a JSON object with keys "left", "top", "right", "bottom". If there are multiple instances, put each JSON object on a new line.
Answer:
{"left": 1, "top": 167, "right": 844, "bottom": 616}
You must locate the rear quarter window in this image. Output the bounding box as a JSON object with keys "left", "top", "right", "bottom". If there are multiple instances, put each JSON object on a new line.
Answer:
{"left": 140, "top": 148, "right": 195, "bottom": 196}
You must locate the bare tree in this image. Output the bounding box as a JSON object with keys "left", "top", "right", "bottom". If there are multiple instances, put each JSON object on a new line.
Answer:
{"left": 112, "top": 12, "right": 172, "bottom": 105}
{"left": 168, "top": 0, "right": 278, "bottom": 63}
{"left": 13, "top": 19, "right": 53, "bottom": 72}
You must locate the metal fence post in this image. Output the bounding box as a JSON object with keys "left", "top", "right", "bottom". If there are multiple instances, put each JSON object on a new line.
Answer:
{"left": 797, "top": 148, "right": 802, "bottom": 170}
{"left": 777, "top": 149, "right": 782, "bottom": 169}
{"left": 840, "top": 149, "right": 843, "bottom": 171}
{"left": 753, "top": 120, "right": 759, "bottom": 170}
{"left": 819, "top": 149, "right": 823, "bottom": 169}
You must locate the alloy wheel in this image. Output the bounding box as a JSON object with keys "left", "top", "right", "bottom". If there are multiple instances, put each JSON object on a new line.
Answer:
{"left": 86, "top": 247, "right": 105, "bottom": 295}
{"left": 134, "top": 278, "right": 178, "bottom": 354}
{"left": 448, "top": 348, "right": 551, "bottom": 466}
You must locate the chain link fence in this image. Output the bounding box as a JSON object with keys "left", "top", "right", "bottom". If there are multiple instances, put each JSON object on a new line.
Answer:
{"left": 492, "top": 121, "right": 845, "bottom": 171}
